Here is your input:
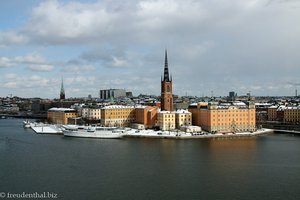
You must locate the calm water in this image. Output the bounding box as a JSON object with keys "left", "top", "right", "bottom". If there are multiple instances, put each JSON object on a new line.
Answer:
{"left": 0, "top": 118, "right": 299, "bottom": 200}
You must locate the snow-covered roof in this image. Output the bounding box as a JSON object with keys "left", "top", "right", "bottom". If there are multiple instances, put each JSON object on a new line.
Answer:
{"left": 158, "top": 110, "right": 174, "bottom": 114}
{"left": 175, "top": 109, "right": 191, "bottom": 114}
{"left": 48, "top": 107, "right": 75, "bottom": 112}
{"left": 232, "top": 101, "right": 246, "bottom": 106}
{"left": 277, "top": 105, "right": 286, "bottom": 111}
{"left": 285, "top": 106, "right": 300, "bottom": 110}
{"left": 269, "top": 105, "right": 278, "bottom": 108}
{"left": 102, "top": 105, "right": 135, "bottom": 109}
{"left": 135, "top": 105, "right": 147, "bottom": 109}
{"left": 255, "top": 103, "right": 272, "bottom": 106}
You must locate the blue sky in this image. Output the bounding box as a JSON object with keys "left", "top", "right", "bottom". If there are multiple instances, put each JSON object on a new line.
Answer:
{"left": 1, "top": 0, "right": 300, "bottom": 98}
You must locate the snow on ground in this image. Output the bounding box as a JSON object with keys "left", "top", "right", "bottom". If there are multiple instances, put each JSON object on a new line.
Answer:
{"left": 30, "top": 123, "right": 62, "bottom": 134}
{"left": 126, "top": 128, "right": 273, "bottom": 139}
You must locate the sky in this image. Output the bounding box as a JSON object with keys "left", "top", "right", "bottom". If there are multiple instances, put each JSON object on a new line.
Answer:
{"left": 0, "top": 0, "right": 300, "bottom": 98}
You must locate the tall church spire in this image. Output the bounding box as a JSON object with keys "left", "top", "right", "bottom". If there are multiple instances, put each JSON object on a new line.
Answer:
{"left": 161, "top": 49, "right": 173, "bottom": 111}
{"left": 60, "top": 78, "right": 65, "bottom": 100}
{"left": 163, "top": 49, "right": 170, "bottom": 82}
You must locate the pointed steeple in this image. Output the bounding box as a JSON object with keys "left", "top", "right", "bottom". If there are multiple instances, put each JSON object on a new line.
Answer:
{"left": 163, "top": 49, "right": 170, "bottom": 82}
{"left": 161, "top": 49, "right": 173, "bottom": 111}
{"left": 60, "top": 78, "right": 65, "bottom": 100}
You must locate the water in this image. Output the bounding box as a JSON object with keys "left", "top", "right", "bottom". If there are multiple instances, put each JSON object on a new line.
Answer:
{"left": 1, "top": 118, "right": 299, "bottom": 200}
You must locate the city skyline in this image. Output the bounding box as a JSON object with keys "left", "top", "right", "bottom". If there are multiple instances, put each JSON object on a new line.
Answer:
{"left": 0, "top": 0, "right": 300, "bottom": 98}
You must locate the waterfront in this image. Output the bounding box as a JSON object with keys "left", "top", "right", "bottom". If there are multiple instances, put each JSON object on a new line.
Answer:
{"left": 0, "top": 119, "right": 300, "bottom": 200}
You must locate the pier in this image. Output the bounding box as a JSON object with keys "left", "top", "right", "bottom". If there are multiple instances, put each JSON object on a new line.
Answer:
{"left": 273, "top": 129, "right": 300, "bottom": 135}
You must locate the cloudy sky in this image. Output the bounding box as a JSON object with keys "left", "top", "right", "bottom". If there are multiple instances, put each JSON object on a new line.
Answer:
{"left": 0, "top": 0, "right": 299, "bottom": 98}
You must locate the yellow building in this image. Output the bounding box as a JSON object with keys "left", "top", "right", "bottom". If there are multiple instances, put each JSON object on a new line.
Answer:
{"left": 175, "top": 109, "right": 192, "bottom": 128}
{"left": 157, "top": 111, "right": 175, "bottom": 131}
{"left": 284, "top": 106, "right": 300, "bottom": 123}
{"left": 47, "top": 108, "right": 77, "bottom": 125}
{"left": 101, "top": 105, "right": 135, "bottom": 127}
{"left": 189, "top": 101, "right": 256, "bottom": 133}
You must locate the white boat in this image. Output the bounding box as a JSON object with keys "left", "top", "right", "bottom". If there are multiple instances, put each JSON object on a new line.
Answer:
{"left": 62, "top": 125, "right": 127, "bottom": 139}
{"left": 23, "top": 120, "right": 31, "bottom": 128}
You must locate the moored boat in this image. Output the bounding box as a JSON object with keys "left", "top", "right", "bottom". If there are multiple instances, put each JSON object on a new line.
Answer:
{"left": 23, "top": 120, "right": 31, "bottom": 128}
{"left": 62, "top": 125, "right": 127, "bottom": 139}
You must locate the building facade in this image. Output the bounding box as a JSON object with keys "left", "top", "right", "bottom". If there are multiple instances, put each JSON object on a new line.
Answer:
{"left": 161, "top": 50, "right": 173, "bottom": 111}
{"left": 47, "top": 108, "right": 77, "bottom": 125}
{"left": 81, "top": 107, "right": 101, "bottom": 120}
{"left": 189, "top": 101, "right": 256, "bottom": 133}
{"left": 100, "top": 89, "right": 126, "bottom": 100}
{"left": 157, "top": 111, "right": 176, "bottom": 131}
{"left": 175, "top": 109, "right": 192, "bottom": 128}
{"left": 135, "top": 106, "right": 158, "bottom": 128}
{"left": 284, "top": 106, "right": 300, "bottom": 123}
{"left": 101, "top": 105, "right": 135, "bottom": 127}
{"left": 267, "top": 105, "right": 285, "bottom": 121}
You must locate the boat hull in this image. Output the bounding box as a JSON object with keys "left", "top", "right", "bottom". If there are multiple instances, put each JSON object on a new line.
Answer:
{"left": 63, "top": 130, "right": 125, "bottom": 139}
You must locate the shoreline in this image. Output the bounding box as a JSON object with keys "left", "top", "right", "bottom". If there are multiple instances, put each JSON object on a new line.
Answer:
{"left": 125, "top": 129, "right": 274, "bottom": 140}
{"left": 27, "top": 121, "right": 275, "bottom": 139}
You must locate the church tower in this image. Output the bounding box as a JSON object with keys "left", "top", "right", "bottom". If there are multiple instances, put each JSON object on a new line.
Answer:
{"left": 60, "top": 78, "right": 65, "bottom": 100}
{"left": 161, "top": 49, "right": 173, "bottom": 111}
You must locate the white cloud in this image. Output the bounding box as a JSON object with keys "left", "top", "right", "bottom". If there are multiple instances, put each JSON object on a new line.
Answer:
{"left": 3, "top": 82, "right": 18, "bottom": 89}
{"left": 111, "top": 56, "right": 129, "bottom": 67}
{"left": 0, "top": 31, "right": 28, "bottom": 47}
{"left": 15, "top": 54, "right": 47, "bottom": 64}
{"left": 0, "top": 53, "right": 54, "bottom": 71}
{"left": 0, "top": 57, "right": 15, "bottom": 68}
{"left": 28, "top": 64, "right": 54, "bottom": 72}
{"left": 61, "top": 63, "right": 96, "bottom": 73}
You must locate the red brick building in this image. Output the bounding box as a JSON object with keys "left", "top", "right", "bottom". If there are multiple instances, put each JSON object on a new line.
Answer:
{"left": 161, "top": 50, "right": 173, "bottom": 111}
{"left": 135, "top": 106, "right": 158, "bottom": 128}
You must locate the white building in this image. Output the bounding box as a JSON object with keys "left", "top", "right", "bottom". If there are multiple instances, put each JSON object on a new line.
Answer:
{"left": 81, "top": 107, "right": 101, "bottom": 120}
{"left": 175, "top": 109, "right": 192, "bottom": 128}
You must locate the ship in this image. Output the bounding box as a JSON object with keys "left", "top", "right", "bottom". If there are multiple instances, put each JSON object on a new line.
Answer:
{"left": 62, "top": 125, "right": 127, "bottom": 139}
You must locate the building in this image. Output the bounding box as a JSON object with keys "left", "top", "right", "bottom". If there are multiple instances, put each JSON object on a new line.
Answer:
{"left": 175, "top": 109, "right": 192, "bottom": 128}
{"left": 157, "top": 111, "right": 175, "bottom": 131}
{"left": 101, "top": 105, "right": 135, "bottom": 127}
{"left": 180, "top": 126, "right": 201, "bottom": 133}
{"left": 284, "top": 106, "right": 300, "bottom": 123}
{"left": 47, "top": 108, "right": 77, "bottom": 125}
{"left": 267, "top": 105, "right": 278, "bottom": 121}
{"left": 161, "top": 50, "right": 173, "bottom": 111}
{"left": 189, "top": 101, "right": 256, "bottom": 133}
{"left": 267, "top": 105, "right": 285, "bottom": 121}
{"left": 228, "top": 91, "right": 236, "bottom": 101}
{"left": 60, "top": 79, "right": 65, "bottom": 100}
{"left": 135, "top": 106, "right": 158, "bottom": 129}
{"left": 266, "top": 104, "right": 300, "bottom": 123}
{"left": 100, "top": 89, "right": 126, "bottom": 100}
{"left": 81, "top": 107, "right": 101, "bottom": 120}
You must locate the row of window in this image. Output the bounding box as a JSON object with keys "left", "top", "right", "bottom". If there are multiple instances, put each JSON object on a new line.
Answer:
{"left": 212, "top": 122, "right": 255, "bottom": 126}
{"left": 212, "top": 110, "right": 254, "bottom": 113}
{"left": 213, "top": 118, "right": 254, "bottom": 121}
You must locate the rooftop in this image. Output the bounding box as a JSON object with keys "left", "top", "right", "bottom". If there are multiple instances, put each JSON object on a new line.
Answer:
{"left": 48, "top": 107, "right": 76, "bottom": 112}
